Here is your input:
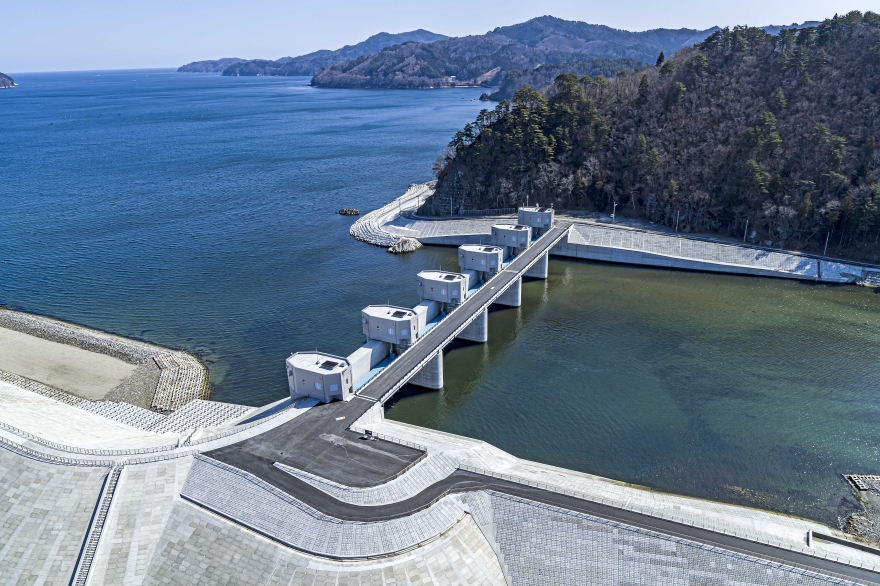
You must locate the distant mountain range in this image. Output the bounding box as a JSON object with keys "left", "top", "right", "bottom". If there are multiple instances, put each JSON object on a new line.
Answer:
{"left": 179, "top": 17, "right": 820, "bottom": 95}
{"left": 177, "top": 30, "right": 449, "bottom": 76}
{"left": 311, "top": 17, "right": 713, "bottom": 89}
{"left": 0, "top": 72, "right": 15, "bottom": 88}
{"left": 312, "top": 17, "right": 819, "bottom": 90}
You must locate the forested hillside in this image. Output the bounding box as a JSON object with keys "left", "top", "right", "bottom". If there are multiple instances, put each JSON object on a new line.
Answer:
{"left": 312, "top": 16, "right": 711, "bottom": 89}
{"left": 428, "top": 12, "right": 880, "bottom": 261}
{"left": 210, "top": 31, "right": 447, "bottom": 76}
{"left": 490, "top": 59, "right": 647, "bottom": 100}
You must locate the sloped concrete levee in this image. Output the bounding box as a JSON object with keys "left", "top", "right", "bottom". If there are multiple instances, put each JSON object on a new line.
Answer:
{"left": 141, "top": 500, "right": 507, "bottom": 585}
{"left": 0, "top": 445, "right": 109, "bottom": 585}
{"left": 373, "top": 190, "right": 878, "bottom": 283}
{"left": 180, "top": 455, "right": 469, "bottom": 559}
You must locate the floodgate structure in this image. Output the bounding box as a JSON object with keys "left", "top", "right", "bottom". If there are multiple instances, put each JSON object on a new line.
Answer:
{"left": 4, "top": 190, "right": 880, "bottom": 585}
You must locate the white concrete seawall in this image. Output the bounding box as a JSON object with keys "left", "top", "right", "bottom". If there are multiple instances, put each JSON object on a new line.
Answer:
{"left": 349, "top": 182, "right": 433, "bottom": 252}
{"left": 366, "top": 186, "right": 880, "bottom": 283}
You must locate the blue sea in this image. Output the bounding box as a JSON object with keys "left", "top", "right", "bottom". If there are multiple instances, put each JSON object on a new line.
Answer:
{"left": 0, "top": 70, "right": 476, "bottom": 405}
{"left": 3, "top": 69, "right": 880, "bottom": 526}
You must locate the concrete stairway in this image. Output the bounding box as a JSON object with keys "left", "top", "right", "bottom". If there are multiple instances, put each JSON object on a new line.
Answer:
{"left": 72, "top": 466, "right": 122, "bottom": 586}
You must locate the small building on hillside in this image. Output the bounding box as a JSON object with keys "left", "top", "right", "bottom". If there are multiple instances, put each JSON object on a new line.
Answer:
{"left": 518, "top": 206, "right": 554, "bottom": 235}
{"left": 286, "top": 352, "right": 353, "bottom": 403}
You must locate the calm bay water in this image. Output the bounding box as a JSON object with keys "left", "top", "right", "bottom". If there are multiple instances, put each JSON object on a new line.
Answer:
{"left": 0, "top": 70, "right": 469, "bottom": 405}
{"left": 2, "top": 70, "right": 879, "bottom": 526}
{"left": 388, "top": 261, "right": 880, "bottom": 525}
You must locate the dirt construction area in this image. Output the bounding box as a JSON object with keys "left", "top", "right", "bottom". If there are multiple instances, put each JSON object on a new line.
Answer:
{"left": 0, "top": 326, "right": 136, "bottom": 400}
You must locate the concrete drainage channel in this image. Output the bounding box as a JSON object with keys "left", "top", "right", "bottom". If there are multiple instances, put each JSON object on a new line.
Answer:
{"left": 70, "top": 466, "right": 122, "bottom": 586}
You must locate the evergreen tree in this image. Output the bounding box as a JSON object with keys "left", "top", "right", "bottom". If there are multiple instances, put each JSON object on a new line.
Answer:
{"left": 637, "top": 75, "right": 649, "bottom": 102}
{"left": 770, "top": 88, "right": 787, "bottom": 111}
{"left": 656, "top": 52, "right": 665, "bottom": 67}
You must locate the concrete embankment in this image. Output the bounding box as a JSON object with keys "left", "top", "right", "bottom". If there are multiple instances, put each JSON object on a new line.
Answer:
{"left": 0, "top": 308, "right": 210, "bottom": 411}
{"left": 553, "top": 223, "right": 875, "bottom": 284}
{"left": 370, "top": 186, "right": 880, "bottom": 284}
{"left": 349, "top": 182, "right": 431, "bottom": 253}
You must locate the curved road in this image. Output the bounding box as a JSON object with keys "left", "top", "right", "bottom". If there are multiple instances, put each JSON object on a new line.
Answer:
{"left": 202, "top": 452, "right": 880, "bottom": 585}
{"left": 206, "top": 224, "right": 880, "bottom": 585}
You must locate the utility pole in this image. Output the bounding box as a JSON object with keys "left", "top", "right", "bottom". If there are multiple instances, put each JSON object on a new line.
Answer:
{"left": 675, "top": 211, "right": 680, "bottom": 233}
{"left": 743, "top": 219, "right": 749, "bottom": 243}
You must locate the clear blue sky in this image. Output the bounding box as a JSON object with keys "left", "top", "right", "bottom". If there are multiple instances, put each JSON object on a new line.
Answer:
{"left": 2, "top": 0, "right": 873, "bottom": 72}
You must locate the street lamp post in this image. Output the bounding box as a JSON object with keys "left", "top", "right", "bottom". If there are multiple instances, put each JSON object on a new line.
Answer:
{"left": 611, "top": 202, "right": 617, "bottom": 223}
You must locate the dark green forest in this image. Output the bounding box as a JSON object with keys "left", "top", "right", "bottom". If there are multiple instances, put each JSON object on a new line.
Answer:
{"left": 428, "top": 12, "right": 880, "bottom": 260}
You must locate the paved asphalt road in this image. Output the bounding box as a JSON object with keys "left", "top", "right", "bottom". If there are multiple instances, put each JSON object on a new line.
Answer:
{"left": 201, "top": 454, "right": 880, "bottom": 585}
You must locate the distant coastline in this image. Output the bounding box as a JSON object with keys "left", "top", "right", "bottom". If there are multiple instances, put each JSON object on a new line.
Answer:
{"left": 0, "top": 72, "right": 15, "bottom": 89}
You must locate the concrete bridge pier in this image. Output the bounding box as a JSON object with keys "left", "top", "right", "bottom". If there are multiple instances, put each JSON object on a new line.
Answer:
{"left": 494, "top": 277, "right": 522, "bottom": 307}
{"left": 409, "top": 352, "right": 443, "bottom": 389}
{"left": 456, "top": 309, "right": 488, "bottom": 343}
{"left": 524, "top": 251, "right": 548, "bottom": 279}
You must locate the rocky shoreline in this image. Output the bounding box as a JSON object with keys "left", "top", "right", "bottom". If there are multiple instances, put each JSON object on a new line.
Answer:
{"left": 0, "top": 72, "right": 16, "bottom": 89}
{"left": 844, "top": 475, "right": 880, "bottom": 545}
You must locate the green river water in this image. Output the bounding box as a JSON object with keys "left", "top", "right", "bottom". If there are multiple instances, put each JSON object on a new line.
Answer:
{"left": 386, "top": 257, "right": 880, "bottom": 527}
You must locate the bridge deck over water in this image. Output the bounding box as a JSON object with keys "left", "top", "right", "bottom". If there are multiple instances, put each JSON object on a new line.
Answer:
{"left": 202, "top": 221, "right": 880, "bottom": 584}
{"left": 208, "top": 225, "right": 571, "bottom": 488}
{"left": 357, "top": 223, "right": 571, "bottom": 403}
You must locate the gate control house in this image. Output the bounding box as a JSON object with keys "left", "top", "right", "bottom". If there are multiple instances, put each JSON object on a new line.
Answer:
{"left": 286, "top": 352, "right": 353, "bottom": 403}
{"left": 518, "top": 205, "right": 554, "bottom": 236}
{"left": 458, "top": 245, "right": 503, "bottom": 281}
{"left": 362, "top": 305, "right": 419, "bottom": 348}
{"left": 492, "top": 224, "right": 532, "bottom": 258}
{"left": 417, "top": 271, "right": 468, "bottom": 309}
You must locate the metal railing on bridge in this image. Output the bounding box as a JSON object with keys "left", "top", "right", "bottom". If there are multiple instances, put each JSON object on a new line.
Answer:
{"left": 456, "top": 208, "right": 516, "bottom": 217}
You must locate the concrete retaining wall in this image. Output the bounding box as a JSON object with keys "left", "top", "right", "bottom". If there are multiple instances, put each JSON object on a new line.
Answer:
{"left": 415, "top": 223, "right": 873, "bottom": 284}
{"left": 550, "top": 241, "right": 822, "bottom": 280}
